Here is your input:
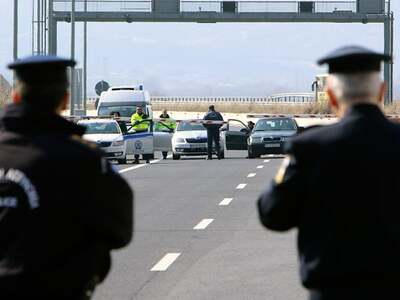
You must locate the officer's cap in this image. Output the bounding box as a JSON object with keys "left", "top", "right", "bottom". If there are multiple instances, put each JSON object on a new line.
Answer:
{"left": 317, "top": 45, "right": 391, "bottom": 74}
{"left": 7, "top": 55, "right": 76, "bottom": 85}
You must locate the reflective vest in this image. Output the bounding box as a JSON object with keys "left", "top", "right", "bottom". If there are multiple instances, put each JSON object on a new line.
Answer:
{"left": 156, "top": 118, "right": 176, "bottom": 131}
{"left": 131, "top": 113, "right": 149, "bottom": 132}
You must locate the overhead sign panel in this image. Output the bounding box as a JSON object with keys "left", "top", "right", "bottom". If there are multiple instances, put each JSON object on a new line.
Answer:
{"left": 357, "top": 0, "right": 385, "bottom": 14}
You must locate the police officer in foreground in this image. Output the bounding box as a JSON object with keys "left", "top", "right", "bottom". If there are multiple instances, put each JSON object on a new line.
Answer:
{"left": 0, "top": 56, "right": 133, "bottom": 299}
{"left": 258, "top": 46, "right": 399, "bottom": 300}
{"left": 203, "top": 105, "right": 224, "bottom": 160}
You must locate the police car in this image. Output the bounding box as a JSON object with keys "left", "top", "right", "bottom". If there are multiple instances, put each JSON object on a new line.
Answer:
{"left": 172, "top": 120, "right": 225, "bottom": 160}
{"left": 78, "top": 118, "right": 173, "bottom": 164}
{"left": 78, "top": 119, "right": 128, "bottom": 164}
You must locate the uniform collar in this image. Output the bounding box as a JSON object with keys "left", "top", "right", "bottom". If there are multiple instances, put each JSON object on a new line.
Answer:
{"left": 344, "top": 103, "right": 386, "bottom": 121}
{"left": 0, "top": 103, "right": 86, "bottom": 136}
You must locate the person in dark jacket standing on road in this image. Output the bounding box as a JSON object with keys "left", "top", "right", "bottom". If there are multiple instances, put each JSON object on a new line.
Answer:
{"left": 0, "top": 56, "right": 133, "bottom": 299}
{"left": 258, "top": 46, "right": 399, "bottom": 300}
{"left": 203, "top": 105, "right": 224, "bottom": 160}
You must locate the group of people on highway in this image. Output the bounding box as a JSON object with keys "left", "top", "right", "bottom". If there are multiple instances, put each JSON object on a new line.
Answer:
{"left": 0, "top": 45, "right": 399, "bottom": 300}
{"left": 129, "top": 103, "right": 226, "bottom": 162}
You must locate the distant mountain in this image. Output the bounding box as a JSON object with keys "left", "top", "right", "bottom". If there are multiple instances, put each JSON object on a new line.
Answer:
{"left": 0, "top": 74, "right": 11, "bottom": 107}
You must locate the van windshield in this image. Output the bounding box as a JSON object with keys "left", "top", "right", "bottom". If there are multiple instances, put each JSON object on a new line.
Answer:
{"left": 98, "top": 106, "right": 136, "bottom": 117}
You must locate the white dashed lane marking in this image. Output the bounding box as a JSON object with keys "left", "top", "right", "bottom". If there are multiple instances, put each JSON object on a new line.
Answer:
{"left": 236, "top": 183, "right": 247, "bottom": 190}
{"left": 264, "top": 159, "right": 270, "bottom": 163}
{"left": 256, "top": 165, "right": 264, "bottom": 169}
{"left": 193, "top": 219, "right": 214, "bottom": 230}
{"left": 247, "top": 173, "right": 256, "bottom": 178}
{"left": 151, "top": 253, "right": 181, "bottom": 271}
{"left": 219, "top": 198, "right": 233, "bottom": 206}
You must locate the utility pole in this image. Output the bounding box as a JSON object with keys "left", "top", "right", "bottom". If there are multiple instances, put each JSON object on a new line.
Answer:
{"left": 13, "top": 0, "right": 18, "bottom": 85}
{"left": 83, "top": 0, "right": 88, "bottom": 112}
{"left": 70, "top": 0, "right": 76, "bottom": 116}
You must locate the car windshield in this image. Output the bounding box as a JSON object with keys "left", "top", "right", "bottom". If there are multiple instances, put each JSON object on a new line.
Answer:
{"left": 98, "top": 106, "right": 136, "bottom": 117}
{"left": 254, "top": 119, "right": 296, "bottom": 131}
{"left": 177, "top": 122, "right": 205, "bottom": 131}
{"left": 81, "top": 122, "right": 121, "bottom": 134}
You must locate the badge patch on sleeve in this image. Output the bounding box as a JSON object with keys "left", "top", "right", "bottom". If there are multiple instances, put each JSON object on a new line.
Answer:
{"left": 274, "top": 156, "right": 291, "bottom": 184}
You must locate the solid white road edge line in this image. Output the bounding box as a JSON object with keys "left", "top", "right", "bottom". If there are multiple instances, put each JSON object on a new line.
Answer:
{"left": 257, "top": 165, "right": 264, "bottom": 169}
{"left": 219, "top": 198, "right": 233, "bottom": 206}
{"left": 193, "top": 219, "right": 214, "bottom": 230}
{"left": 150, "top": 253, "right": 181, "bottom": 272}
{"left": 119, "top": 159, "right": 160, "bottom": 173}
{"left": 247, "top": 173, "right": 256, "bottom": 178}
{"left": 236, "top": 183, "right": 247, "bottom": 190}
{"left": 119, "top": 154, "right": 172, "bottom": 174}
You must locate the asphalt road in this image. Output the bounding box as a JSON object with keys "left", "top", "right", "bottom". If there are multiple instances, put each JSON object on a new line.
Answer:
{"left": 93, "top": 150, "right": 307, "bottom": 300}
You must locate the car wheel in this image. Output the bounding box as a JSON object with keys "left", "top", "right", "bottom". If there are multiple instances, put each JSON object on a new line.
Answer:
{"left": 172, "top": 153, "right": 181, "bottom": 160}
{"left": 118, "top": 158, "right": 127, "bottom": 164}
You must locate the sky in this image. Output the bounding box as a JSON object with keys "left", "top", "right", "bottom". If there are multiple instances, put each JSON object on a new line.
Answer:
{"left": 0, "top": 1, "right": 398, "bottom": 98}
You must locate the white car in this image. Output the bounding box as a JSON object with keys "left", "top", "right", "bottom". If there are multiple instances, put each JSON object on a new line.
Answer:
{"left": 78, "top": 118, "right": 174, "bottom": 164}
{"left": 172, "top": 121, "right": 225, "bottom": 160}
{"left": 78, "top": 119, "right": 128, "bottom": 164}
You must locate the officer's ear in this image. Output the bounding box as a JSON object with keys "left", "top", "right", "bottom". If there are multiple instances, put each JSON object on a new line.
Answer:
{"left": 327, "top": 88, "right": 339, "bottom": 112}
{"left": 378, "top": 81, "right": 386, "bottom": 105}
{"left": 56, "top": 92, "right": 69, "bottom": 113}
{"left": 61, "top": 92, "right": 69, "bottom": 110}
{"left": 11, "top": 89, "right": 22, "bottom": 104}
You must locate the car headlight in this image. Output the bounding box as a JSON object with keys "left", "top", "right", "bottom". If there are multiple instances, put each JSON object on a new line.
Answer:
{"left": 250, "top": 136, "right": 262, "bottom": 144}
{"left": 281, "top": 136, "right": 290, "bottom": 142}
{"left": 174, "top": 137, "right": 186, "bottom": 143}
{"left": 112, "top": 140, "right": 124, "bottom": 146}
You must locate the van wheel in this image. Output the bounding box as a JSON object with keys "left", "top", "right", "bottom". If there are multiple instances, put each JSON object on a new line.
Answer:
{"left": 172, "top": 153, "right": 181, "bottom": 160}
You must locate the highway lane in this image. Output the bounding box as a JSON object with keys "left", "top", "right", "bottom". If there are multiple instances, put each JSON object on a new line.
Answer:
{"left": 93, "top": 151, "right": 306, "bottom": 300}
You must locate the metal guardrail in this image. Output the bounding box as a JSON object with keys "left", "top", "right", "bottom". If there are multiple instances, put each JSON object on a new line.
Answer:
{"left": 151, "top": 94, "right": 315, "bottom": 104}
{"left": 87, "top": 94, "right": 315, "bottom": 104}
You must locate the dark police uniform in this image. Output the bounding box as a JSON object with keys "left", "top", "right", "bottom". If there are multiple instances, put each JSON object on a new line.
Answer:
{"left": 258, "top": 46, "right": 398, "bottom": 300}
{"left": 0, "top": 56, "right": 133, "bottom": 299}
{"left": 203, "top": 107, "right": 224, "bottom": 160}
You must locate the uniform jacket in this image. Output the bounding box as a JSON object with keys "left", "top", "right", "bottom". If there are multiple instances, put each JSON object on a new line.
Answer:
{"left": 258, "top": 104, "right": 400, "bottom": 289}
{"left": 203, "top": 111, "right": 224, "bottom": 130}
{"left": 131, "top": 112, "right": 149, "bottom": 131}
{"left": 0, "top": 103, "right": 133, "bottom": 298}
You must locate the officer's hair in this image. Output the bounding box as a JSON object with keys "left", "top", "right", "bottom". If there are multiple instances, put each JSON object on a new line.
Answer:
{"left": 16, "top": 80, "right": 68, "bottom": 111}
{"left": 328, "top": 72, "right": 382, "bottom": 104}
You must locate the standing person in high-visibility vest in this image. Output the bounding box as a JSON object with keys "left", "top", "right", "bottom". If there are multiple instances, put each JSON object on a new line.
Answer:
{"left": 131, "top": 106, "right": 150, "bottom": 164}
{"left": 158, "top": 109, "right": 176, "bottom": 159}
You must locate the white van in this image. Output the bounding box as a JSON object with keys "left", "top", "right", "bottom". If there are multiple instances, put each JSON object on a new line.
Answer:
{"left": 96, "top": 86, "right": 153, "bottom": 119}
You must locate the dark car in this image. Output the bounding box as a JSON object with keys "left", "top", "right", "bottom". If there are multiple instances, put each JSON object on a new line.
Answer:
{"left": 224, "top": 118, "right": 302, "bottom": 158}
